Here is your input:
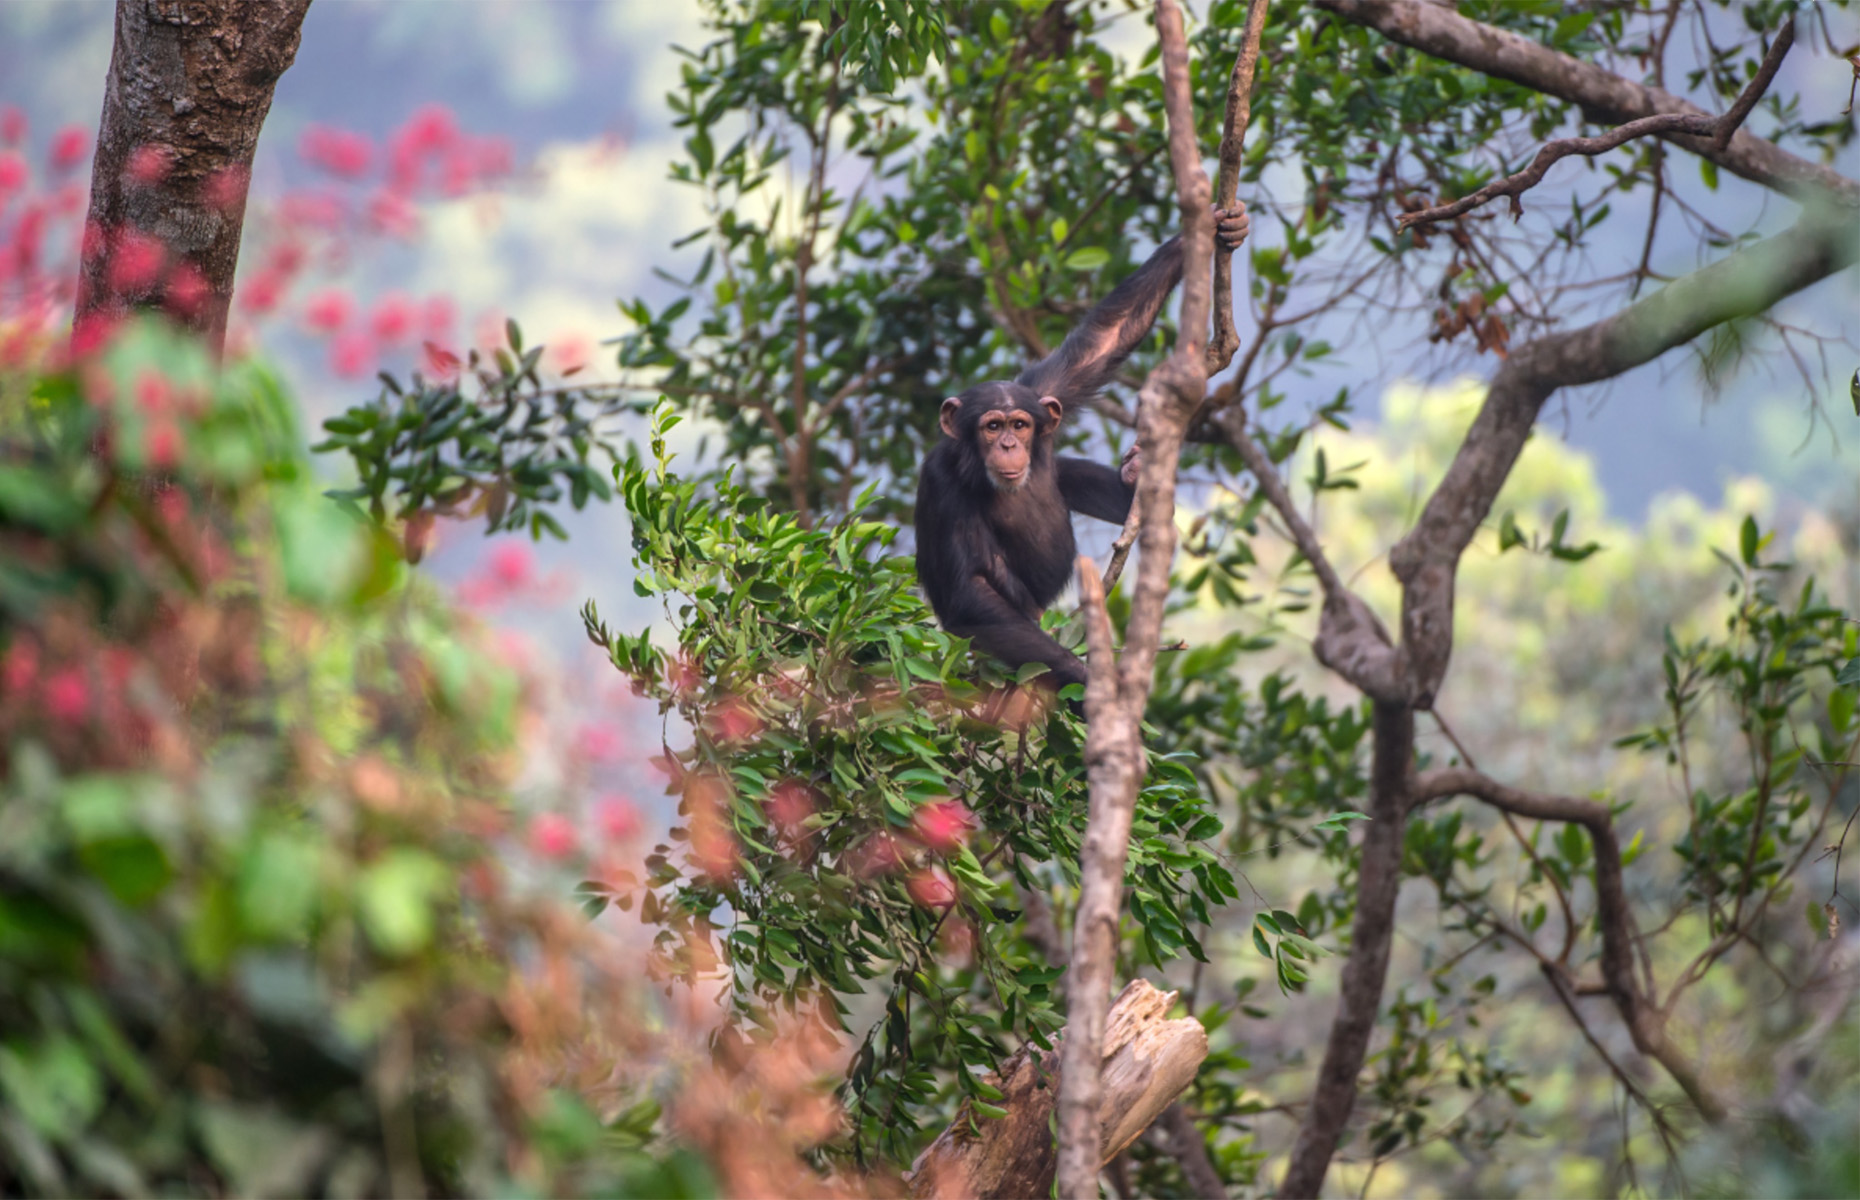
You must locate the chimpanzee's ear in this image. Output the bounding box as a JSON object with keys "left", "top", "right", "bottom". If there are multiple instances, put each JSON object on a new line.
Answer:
{"left": 939, "top": 397, "right": 963, "bottom": 438}
{"left": 1039, "top": 395, "right": 1063, "bottom": 427}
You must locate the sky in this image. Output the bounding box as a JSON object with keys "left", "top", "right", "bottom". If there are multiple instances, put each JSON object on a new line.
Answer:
{"left": 2, "top": 0, "right": 1857, "bottom": 662}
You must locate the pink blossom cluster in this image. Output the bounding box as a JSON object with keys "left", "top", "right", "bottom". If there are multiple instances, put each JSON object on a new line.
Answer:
{"left": 0, "top": 110, "right": 92, "bottom": 364}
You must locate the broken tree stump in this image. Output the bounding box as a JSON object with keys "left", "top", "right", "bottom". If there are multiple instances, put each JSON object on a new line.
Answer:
{"left": 908, "top": 980, "right": 1208, "bottom": 1199}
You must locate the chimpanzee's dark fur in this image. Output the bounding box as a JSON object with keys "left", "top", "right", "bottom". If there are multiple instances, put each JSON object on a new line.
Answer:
{"left": 913, "top": 236, "right": 1192, "bottom": 695}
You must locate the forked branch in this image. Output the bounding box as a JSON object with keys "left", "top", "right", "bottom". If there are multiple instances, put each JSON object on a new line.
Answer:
{"left": 1411, "top": 767, "right": 1727, "bottom": 1122}
{"left": 1398, "top": 16, "right": 1793, "bottom": 230}
{"left": 1055, "top": 0, "right": 1246, "bottom": 1193}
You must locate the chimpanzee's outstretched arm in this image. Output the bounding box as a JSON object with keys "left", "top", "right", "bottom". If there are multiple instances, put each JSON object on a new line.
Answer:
{"left": 1016, "top": 238, "right": 1185, "bottom": 404}
{"left": 1017, "top": 206, "right": 1249, "bottom": 405}
{"left": 1057, "top": 457, "right": 1134, "bottom": 524}
{"left": 942, "top": 574, "right": 1089, "bottom": 690}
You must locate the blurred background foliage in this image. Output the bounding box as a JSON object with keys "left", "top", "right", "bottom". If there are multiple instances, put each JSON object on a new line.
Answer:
{"left": 0, "top": 0, "right": 1857, "bottom": 1196}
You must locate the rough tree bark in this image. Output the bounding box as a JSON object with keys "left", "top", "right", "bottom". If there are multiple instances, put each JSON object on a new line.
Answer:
{"left": 1309, "top": 0, "right": 1859, "bottom": 208}
{"left": 910, "top": 981, "right": 1208, "bottom": 1200}
{"left": 76, "top": 0, "right": 314, "bottom": 358}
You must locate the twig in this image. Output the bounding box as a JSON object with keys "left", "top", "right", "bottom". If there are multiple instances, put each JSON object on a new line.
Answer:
{"left": 1399, "top": 15, "right": 1794, "bottom": 230}
{"left": 1207, "top": 0, "right": 1270, "bottom": 374}
{"left": 1411, "top": 767, "right": 1727, "bottom": 1123}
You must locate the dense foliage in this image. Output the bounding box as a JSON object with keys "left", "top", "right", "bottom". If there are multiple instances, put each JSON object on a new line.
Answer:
{"left": 0, "top": 327, "right": 699, "bottom": 1196}
{"left": 3, "top": 0, "right": 1856, "bottom": 1195}
{"left": 581, "top": 404, "right": 1242, "bottom": 1159}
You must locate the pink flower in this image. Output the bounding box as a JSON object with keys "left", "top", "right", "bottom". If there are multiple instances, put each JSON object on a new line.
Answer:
{"left": 265, "top": 242, "right": 306, "bottom": 277}
{"left": 440, "top": 150, "right": 476, "bottom": 197}
{"left": 135, "top": 370, "right": 171, "bottom": 415}
{"left": 850, "top": 833, "right": 903, "bottom": 878}
{"left": 48, "top": 126, "right": 89, "bottom": 171}
{"left": 124, "top": 143, "right": 172, "bottom": 187}
{"left": 529, "top": 812, "right": 578, "bottom": 860}
{"left": 0, "top": 152, "right": 26, "bottom": 193}
{"left": 303, "top": 288, "right": 353, "bottom": 333}
{"left": 369, "top": 292, "right": 415, "bottom": 344}
{"left": 299, "top": 125, "right": 372, "bottom": 178}
{"left": 907, "top": 866, "right": 958, "bottom": 910}
{"left": 9, "top": 204, "right": 44, "bottom": 279}
{"left": 0, "top": 108, "right": 24, "bottom": 146}
{"left": 912, "top": 800, "right": 973, "bottom": 853}
{"left": 487, "top": 541, "right": 533, "bottom": 588}
{"left": 202, "top": 165, "right": 248, "bottom": 213}
{"left": 279, "top": 190, "right": 344, "bottom": 230}
{"left": 239, "top": 268, "right": 286, "bottom": 315}
{"left": 164, "top": 262, "right": 210, "bottom": 318}
{"left": 575, "top": 723, "right": 624, "bottom": 763}
{"left": 766, "top": 781, "right": 815, "bottom": 833}
{"left": 145, "top": 421, "right": 181, "bottom": 469}
{"left": 366, "top": 189, "right": 418, "bottom": 238}
{"left": 389, "top": 104, "right": 459, "bottom": 189}
{"left": 154, "top": 487, "right": 188, "bottom": 527}
{"left": 330, "top": 329, "right": 373, "bottom": 378}
{"left": 79, "top": 218, "right": 106, "bottom": 266}
{"left": 704, "top": 697, "right": 763, "bottom": 745}
{"left": 107, "top": 230, "right": 166, "bottom": 294}
{"left": 593, "top": 796, "right": 640, "bottom": 842}
{"left": 548, "top": 333, "right": 592, "bottom": 376}
{"left": 423, "top": 341, "right": 461, "bottom": 382}
{"left": 69, "top": 312, "right": 119, "bottom": 359}
{"left": 44, "top": 668, "right": 90, "bottom": 723}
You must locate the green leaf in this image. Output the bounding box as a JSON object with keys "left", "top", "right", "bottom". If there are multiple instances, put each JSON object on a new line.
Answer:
{"left": 357, "top": 849, "right": 450, "bottom": 956}
{"left": 1063, "top": 247, "right": 1110, "bottom": 272}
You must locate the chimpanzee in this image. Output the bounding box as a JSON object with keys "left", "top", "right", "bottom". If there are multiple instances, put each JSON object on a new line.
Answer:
{"left": 914, "top": 206, "right": 1250, "bottom": 697}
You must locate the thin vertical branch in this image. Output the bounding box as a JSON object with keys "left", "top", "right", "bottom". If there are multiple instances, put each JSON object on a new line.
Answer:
{"left": 1055, "top": 0, "right": 1238, "bottom": 1193}
{"left": 1207, "top": 0, "right": 1269, "bottom": 375}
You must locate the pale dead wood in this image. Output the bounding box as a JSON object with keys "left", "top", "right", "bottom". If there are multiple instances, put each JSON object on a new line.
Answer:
{"left": 909, "top": 980, "right": 1209, "bottom": 1200}
{"left": 1396, "top": 17, "right": 1794, "bottom": 231}
{"left": 1055, "top": 0, "right": 1225, "bottom": 1193}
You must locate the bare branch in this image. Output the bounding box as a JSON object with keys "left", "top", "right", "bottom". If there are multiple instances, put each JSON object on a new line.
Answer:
{"left": 1101, "top": 507, "right": 1140, "bottom": 594}
{"left": 1397, "top": 17, "right": 1794, "bottom": 231}
{"left": 1314, "top": 0, "right": 1858, "bottom": 208}
{"left": 1411, "top": 767, "right": 1728, "bottom": 1122}
{"left": 1390, "top": 212, "right": 1857, "bottom": 707}
{"left": 1213, "top": 409, "right": 1406, "bottom": 702}
{"left": 1207, "top": 0, "right": 1270, "bottom": 374}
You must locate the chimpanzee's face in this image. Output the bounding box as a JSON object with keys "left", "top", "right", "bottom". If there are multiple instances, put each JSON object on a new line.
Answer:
{"left": 940, "top": 385, "right": 1064, "bottom": 493}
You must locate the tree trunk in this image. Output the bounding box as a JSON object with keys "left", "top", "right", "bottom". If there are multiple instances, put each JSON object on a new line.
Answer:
{"left": 76, "top": 0, "right": 313, "bottom": 357}
{"left": 1278, "top": 701, "right": 1414, "bottom": 1198}
{"left": 910, "top": 980, "right": 1208, "bottom": 1200}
